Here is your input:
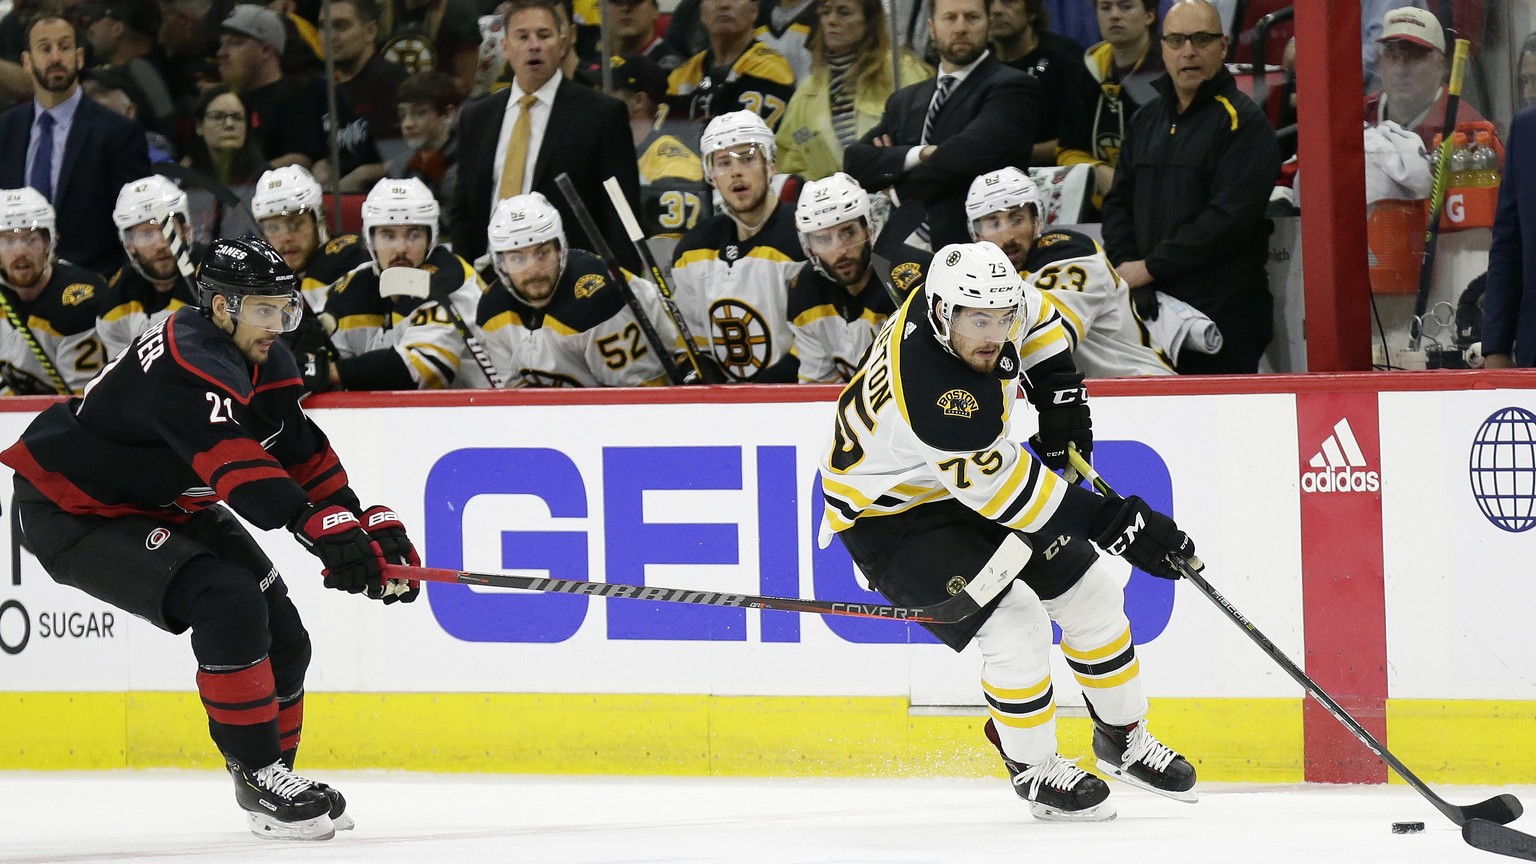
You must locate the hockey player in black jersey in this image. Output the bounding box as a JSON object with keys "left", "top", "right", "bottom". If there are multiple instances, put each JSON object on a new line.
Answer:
{"left": 0, "top": 187, "right": 110, "bottom": 393}
{"left": 98, "top": 176, "right": 203, "bottom": 360}
{"left": 0, "top": 237, "right": 421, "bottom": 841}
{"left": 787, "top": 171, "right": 927, "bottom": 382}
{"left": 819, "top": 242, "right": 1198, "bottom": 821}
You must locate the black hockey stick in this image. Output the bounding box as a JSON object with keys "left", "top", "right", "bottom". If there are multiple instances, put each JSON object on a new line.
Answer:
{"left": 1409, "top": 37, "right": 1470, "bottom": 352}
{"left": 384, "top": 532, "right": 1028, "bottom": 624}
{"left": 869, "top": 201, "right": 927, "bottom": 307}
{"left": 1064, "top": 446, "right": 1524, "bottom": 832}
{"left": 1466, "top": 819, "right": 1536, "bottom": 862}
{"left": 601, "top": 176, "right": 726, "bottom": 383}
{"left": 377, "top": 267, "right": 506, "bottom": 388}
{"left": 554, "top": 173, "right": 687, "bottom": 385}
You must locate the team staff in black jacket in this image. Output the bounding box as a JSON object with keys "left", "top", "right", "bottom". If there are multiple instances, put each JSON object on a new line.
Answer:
{"left": 1, "top": 237, "right": 421, "bottom": 842}
{"left": 1099, "top": 0, "right": 1280, "bottom": 374}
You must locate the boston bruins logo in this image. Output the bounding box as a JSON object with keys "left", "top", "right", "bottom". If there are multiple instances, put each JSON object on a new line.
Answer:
{"left": 517, "top": 368, "right": 583, "bottom": 387}
{"left": 708, "top": 298, "right": 771, "bottom": 380}
{"left": 936, "top": 388, "right": 979, "bottom": 418}
{"left": 945, "top": 575, "right": 967, "bottom": 596}
{"left": 382, "top": 34, "right": 437, "bottom": 74}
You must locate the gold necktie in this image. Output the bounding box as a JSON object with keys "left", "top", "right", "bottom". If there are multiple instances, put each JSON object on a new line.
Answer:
{"left": 498, "top": 93, "right": 540, "bottom": 200}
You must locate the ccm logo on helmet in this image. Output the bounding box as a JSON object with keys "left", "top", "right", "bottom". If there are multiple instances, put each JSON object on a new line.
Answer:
{"left": 322, "top": 511, "right": 360, "bottom": 531}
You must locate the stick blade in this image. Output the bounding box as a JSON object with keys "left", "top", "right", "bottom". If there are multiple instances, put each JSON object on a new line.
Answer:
{"left": 1458, "top": 794, "right": 1525, "bottom": 826}
{"left": 1464, "top": 819, "right": 1536, "bottom": 861}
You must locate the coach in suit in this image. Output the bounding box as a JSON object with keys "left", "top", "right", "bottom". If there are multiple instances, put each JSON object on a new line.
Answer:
{"left": 842, "top": 0, "right": 1039, "bottom": 249}
{"left": 1484, "top": 103, "right": 1536, "bottom": 368}
{"left": 451, "top": 0, "right": 641, "bottom": 269}
{"left": 0, "top": 16, "right": 149, "bottom": 274}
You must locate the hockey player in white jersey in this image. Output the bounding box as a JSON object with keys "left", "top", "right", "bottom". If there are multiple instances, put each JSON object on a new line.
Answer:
{"left": 251, "top": 166, "right": 370, "bottom": 310}
{"left": 670, "top": 110, "right": 805, "bottom": 382}
{"left": 787, "top": 171, "right": 927, "bottom": 382}
{"left": 476, "top": 192, "right": 677, "bottom": 387}
{"left": 819, "top": 242, "right": 1198, "bottom": 821}
{"left": 966, "top": 168, "right": 1173, "bottom": 377}
{"left": 97, "top": 176, "right": 201, "bottom": 359}
{"left": 310, "top": 178, "right": 490, "bottom": 391}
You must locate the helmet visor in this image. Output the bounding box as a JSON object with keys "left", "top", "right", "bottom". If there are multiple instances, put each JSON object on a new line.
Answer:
{"left": 947, "top": 304, "right": 1022, "bottom": 344}
{"left": 494, "top": 241, "right": 562, "bottom": 305}
{"left": 969, "top": 205, "right": 1036, "bottom": 247}
{"left": 228, "top": 292, "right": 304, "bottom": 333}
{"left": 705, "top": 143, "right": 769, "bottom": 180}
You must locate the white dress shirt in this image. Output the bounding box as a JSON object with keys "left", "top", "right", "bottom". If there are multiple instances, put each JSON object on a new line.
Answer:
{"left": 490, "top": 72, "right": 564, "bottom": 211}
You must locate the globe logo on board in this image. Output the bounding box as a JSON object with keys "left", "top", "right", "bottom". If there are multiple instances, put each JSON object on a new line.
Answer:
{"left": 1469, "top": 406, "right": 1536, "bottom": 533}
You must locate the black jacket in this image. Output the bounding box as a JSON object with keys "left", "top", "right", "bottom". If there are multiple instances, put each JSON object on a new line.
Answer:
{"left": 1100, "top": 68, "right": 1280, "bottom": 372}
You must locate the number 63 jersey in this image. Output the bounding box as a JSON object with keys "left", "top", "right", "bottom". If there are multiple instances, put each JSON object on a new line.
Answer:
{"left": 817, "top": 287, "right": 1077, "bottom": 548}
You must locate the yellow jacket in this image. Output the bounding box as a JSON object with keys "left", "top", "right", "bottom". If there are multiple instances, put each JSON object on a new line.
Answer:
{"left": 774, "top": 53, "right": 932, "bottom": 181}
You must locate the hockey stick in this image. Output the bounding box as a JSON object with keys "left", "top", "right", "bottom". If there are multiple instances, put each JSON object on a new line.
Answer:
{"left": 383, "top": 532, "right": 1028, "bottom": 624}
{"left": 554, "top": 173, "right": 687, "bottom": 385}
{"left": 1064, "top": 446, "right": 1525, "bottom": 832}
{"left": 1465, "top": 819, "right": 1536, "bottom": 862}
{"left": 378, "top": 267, "right": 506, "bottom": 388}
{"left": 1409, "top": 37, "right": 1471, "bottom": 352}
{"left": 602, "top": 176, "right": 726, "bottom": 383}
{"left": 0, "top": 287, "right": 69, "bottom": 394}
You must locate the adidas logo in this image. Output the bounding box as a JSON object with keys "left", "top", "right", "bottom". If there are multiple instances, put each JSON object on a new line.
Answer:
{"left": 1301, "top": 418, "right": 1380, "bottom": 494}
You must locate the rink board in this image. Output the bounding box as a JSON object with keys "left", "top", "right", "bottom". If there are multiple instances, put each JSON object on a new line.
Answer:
{"left": 0, "top": 374, "right": 1532, "bottom": 783}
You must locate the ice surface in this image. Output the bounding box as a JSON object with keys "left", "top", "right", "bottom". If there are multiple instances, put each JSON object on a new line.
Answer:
{"left": 1, "top": 772, "right": 1528, "bottom": 863}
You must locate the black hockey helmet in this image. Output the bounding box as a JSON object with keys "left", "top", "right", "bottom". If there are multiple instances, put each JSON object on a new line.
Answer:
{"left": 196, "top": 235, "right": 299, "bottom": 309}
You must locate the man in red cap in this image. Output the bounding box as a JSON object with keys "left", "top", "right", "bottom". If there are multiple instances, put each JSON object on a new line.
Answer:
{"left": 1364, "top": 6, "right": 1487, "bottom": 151}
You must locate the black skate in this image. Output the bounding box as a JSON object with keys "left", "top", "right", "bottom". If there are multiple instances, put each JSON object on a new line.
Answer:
{"left": 227, "top": 758, "right": 337, "bottom": 840}
{"left": 985, "top": 719, "right": 1114, "bottom": 822}
{"left": 314, "top": 782, "right": 355, "bottom": 831}
{"left": 1092, "top": 717, "right": 1198, "bottom": 803}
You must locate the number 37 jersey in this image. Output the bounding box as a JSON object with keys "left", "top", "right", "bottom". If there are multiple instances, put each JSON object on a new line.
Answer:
{"left": 817, "top": 288, "right": 1076, "bottom": 547}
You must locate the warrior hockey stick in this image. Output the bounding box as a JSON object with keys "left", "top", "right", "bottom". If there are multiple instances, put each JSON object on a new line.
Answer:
{"left": 378, "top": 267, "right": 506, "bottom": 388}
{"left": 1409, "top": 37, "right": 1471, "bottom": 352}
{"left": 602, "top": 176, "right": 726, "bottom": 383}
{"left": 554, "top": 172, "right": 687, "bottom": 385}
{"left": 383, "top": 532, "right": 1029, "bottom": 624}
{"left": 1064, "top": 446, "right": 1525, "bottom": 833}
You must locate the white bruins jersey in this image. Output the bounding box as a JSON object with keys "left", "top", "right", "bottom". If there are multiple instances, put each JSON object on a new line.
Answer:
{"left": 476, "top": 250, "right": 677, "bottom": 387}
{"left": 818, "top": 286, "right": 1075, "bottom": 544}
{"left": 669, "top": 203, "right": 805, "bottom": 381}
{"left": 0, "top": 262, "right": 110, "bottom": 395}
{"left": 786, "top": 246, "right": 927, "bottom": 383}
{"left": 95, "top": 264, "right": 198, "bottom": 361}
{"left": 754, "top": 1, "right": 817, "bottom": 83}
{"left": 1021, "top": 229, "right": 1173, "bottom": 378}
{"left": 324, "top": 245, "right": 491, "bottom": 389}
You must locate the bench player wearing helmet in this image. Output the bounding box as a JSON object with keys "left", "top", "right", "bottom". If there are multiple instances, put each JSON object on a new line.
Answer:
{"left": 965, "top": 167, "right": 1172, "bottom": 378}
{"left": 818, "top": 241, "right": 1199, "bottom": 821}
{"left": 98, "top": 176, "right": 203, "bottom": 360}
{"left": 0, "top": 236, "right": 421, "bottom": 840}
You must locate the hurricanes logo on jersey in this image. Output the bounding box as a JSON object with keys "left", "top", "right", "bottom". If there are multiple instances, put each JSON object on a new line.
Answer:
{"left": 936, "top": 388, "right": 979, "bottom": 418}
{"left": 709, "top": 299, "right": 771, "bottom": 379}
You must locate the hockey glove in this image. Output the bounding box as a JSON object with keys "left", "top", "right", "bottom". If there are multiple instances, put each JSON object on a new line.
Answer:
{"left": 362, "top": 505, "right": 421, "bottom": 604}
{"left": 1131, "top": 286, "right": 1159, "bottom": 322}
{"left": 1027, "top": 371, "right": 1092, "bottom": 481}
{"left": 289, "top": 503, "right": 385, "bottom": 596}
{"left": 1090, "top": 496, "right": 1198, "bottom": 581}
{"left": 298, "top": 351, "right": 332, "bottom": 396}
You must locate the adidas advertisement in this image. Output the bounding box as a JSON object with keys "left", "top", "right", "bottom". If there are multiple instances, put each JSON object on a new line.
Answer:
{"left": 1301, "top": 418, "right": 1380, "bottom": 493}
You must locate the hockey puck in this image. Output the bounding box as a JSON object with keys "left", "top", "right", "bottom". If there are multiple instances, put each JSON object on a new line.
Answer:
{"left": 1392, "top": 821, "right": 1425, "bottom": 834}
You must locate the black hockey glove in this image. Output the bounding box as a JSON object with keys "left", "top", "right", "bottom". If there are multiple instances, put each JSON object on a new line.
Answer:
{"left": 362, "top": 505, "right": 421, "bottom": 604}
{"left": 1090, "top": 495, "right": 1199, "bottom": 581}
{"left": 1131, "top": 286, "right": 1159, "bottom": 322}
{"left": 298, "top": 351, "right": 332, "bottom": 396}
{"left": 1027, "top": 371, "right": 1092, "bottom": 481}
{"left": 289, "top": 503, "right": 385, "bottom": 596}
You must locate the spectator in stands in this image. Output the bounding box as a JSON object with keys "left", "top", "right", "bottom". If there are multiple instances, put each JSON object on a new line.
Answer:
{"left": 988, "top": 0, "right": 1082, "bottom": 166}
{"left": 1364, "top": 6, "right": 1486, "bottom": 152}
{"left": 332, "top": 0, "right": 408, "bottom": 146}
{"left": 1519, "top": 31, "right": 1536, "bottom": 110}
{"left": 0, "top": 0, "right": 51, "bottom": 106}
{"left": 80, "top": 65, "right": 175, "bottom": 162}
{"left": 615, "top": 53, "right": 711, "bottom": 238}
{"left": 610, "top": 0, "right": 686, "bottom": 72}
{"left": 1481, "top": 102, "right": 1536, "bottom": 369}
{"left": 843, "top": 0, "right": 1040, "bottom": 249}
{"left": 0, "top": 14, "right": 149, "bottom": 274}
{"left": 217, "top": 4, "right": 330, "bottom": 170}
{"left": 774, "top": 0, "right": 930, "bottom": 182}
{"left": 666, "top": 0, "right": 796, "bottom": 130}
{"left": 157, "top": 0, "right": 221, "bottom": 109}
{"left": 388, "top": 70, "right": 461, "bottom": 238}
{"left": 1056, "top": 0, "right": 1161, "bottom": 202}
{"left": 756, "top": 0, "right": 818, "bottom": 83}
{"left": 75, "top": 0, "right": 175, "bottom": 136}
{"left": 1100, "top": 0, "right": 1280, "bottom": 374}
{"left": 1362, "top": 0, "right": 1426, "bottom": 91}
{"left": 180, "top": 85, "right": 268, "bottom": 241}
{"left": 379, "top": 0, "right": 482, "bottom": 98}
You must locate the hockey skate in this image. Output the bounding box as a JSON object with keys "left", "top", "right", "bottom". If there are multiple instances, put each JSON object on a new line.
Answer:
{"left": 227, "top": 758, "right": 337, "bottom": 840}
{"left": 1092, "top": 716, "right": 1198, "bottom": 803}
{"left": 985, "top": 719, "right": 1115, "bottom": 822}
{"left": 313, "top": 781, "right": 355, "bottom": 831}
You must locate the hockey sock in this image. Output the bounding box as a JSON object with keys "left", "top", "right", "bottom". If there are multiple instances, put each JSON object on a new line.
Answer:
{"left": 197, "top": 657, "right": 280, "bottom": 768}
{"left": 277, "top": 690, "right": 304, "bottom": 762}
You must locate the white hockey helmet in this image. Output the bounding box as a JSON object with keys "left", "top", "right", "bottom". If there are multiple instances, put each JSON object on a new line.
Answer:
{"left": 361, "top": 177, "right": 439, "bottom": 268}
{"left": 700, "top": 110, "right": 776, "bottom": 180}
{"left": 487, "top": 192, "right": 567, "bottom": 301}
{"left": 964, "top": 167, "right": 1042, "bottom": 242}
{"left": 795, "top": 172, "right": 880, "bottom": 281}
{"left": 112, "top": 175, "right": 190, "bottom": 233}
{"left": 251, "top": 165, "right": 329, "bottom": 244}
{"left": 924, "top": 242, "right": 1026, "bottom": 351}
{"left": 0, "top": 186, "right": 57, "bottom": 259}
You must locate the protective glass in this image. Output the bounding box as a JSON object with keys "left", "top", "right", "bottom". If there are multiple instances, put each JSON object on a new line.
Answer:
{"left": 1160, "top": 31, "right": 1223, "bottom": 49}
{"left": 228, "top": 292, "right": 304, "bottom": 333}
{"left": 970, "top": 205, "right": 1035, "bottom": 245}
{"left": 706, "top": 143, "right": 768, "bottom": 180}
{"left": 494, "top": 241, "right": 562, "bottom": 299}
{"left": 0, "top": 230, "right": 48, "bottom": 251}
{"left": 948, "top": 305, "right": 1022, "bottom": 344}
{"left": 802, "top": 220, "right": 869, "bottom": 258}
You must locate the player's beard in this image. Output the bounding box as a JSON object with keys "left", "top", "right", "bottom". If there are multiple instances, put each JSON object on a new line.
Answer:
{"left": 1, "top": 253, "right": 45, "bottom": 290}
{"left": 825, "top": 243, "right": 872, "bottom": 288}
{"left": 937, "top": 34, "right": 985, "bottom": 68}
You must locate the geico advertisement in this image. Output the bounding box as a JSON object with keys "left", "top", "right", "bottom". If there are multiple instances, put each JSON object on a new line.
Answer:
{"left": 1, "top": 394, "right": 1311, "bottom": 701}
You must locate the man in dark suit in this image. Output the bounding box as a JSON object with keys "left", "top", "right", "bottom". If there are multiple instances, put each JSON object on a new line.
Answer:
{"left": 1484, "top": 102, "right": 1536, "bottom": 368}
{"left": 842, "top": 0, "right": 1039, "bottom": 249}
{"left": 451, "top": 0, "right": 641, "bottom": 269}
{"left": 0, "top": 15, "right": 149, "bottom": 274}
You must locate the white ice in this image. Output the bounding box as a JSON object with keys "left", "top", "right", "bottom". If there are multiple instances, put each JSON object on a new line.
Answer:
{"left": 1, "top": 772, "right": 1529, "bottom": 863}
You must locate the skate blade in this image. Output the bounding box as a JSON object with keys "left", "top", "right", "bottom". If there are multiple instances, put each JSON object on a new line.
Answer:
{"left": 332, "top": 811, "right": 356, "bottom": 831}
{"left": 245, "top": 811, "right": 337, "bottom": 840}
{"left": 1029, "top": 800, "right": 1117, "bottom": 822}
{"left": 1095, "top": 758, "right": 1199, "bottom": 804}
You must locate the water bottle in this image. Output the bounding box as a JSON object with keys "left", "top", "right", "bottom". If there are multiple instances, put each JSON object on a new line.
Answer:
{"left": 1448, "top": 132, "right": 1471, "bottom": 188}
{"left": 1472, "top": 131, "right": 1501, "bottom": 187}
